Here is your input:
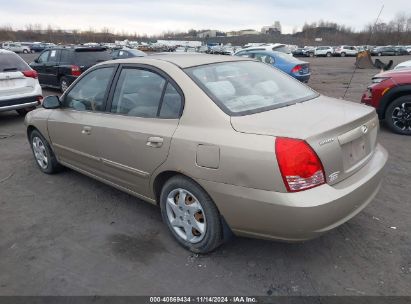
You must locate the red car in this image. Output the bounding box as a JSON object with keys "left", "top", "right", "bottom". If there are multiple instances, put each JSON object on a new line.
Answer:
{"left": 361, "top": 68, "right": 411, "bottom": 135}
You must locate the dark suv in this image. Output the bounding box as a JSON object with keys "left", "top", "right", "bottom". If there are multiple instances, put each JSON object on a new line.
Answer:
{"left": 30, "top": 46, "right": 111, "bottom": 92}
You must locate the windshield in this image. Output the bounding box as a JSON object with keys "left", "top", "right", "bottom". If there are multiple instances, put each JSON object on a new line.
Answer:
{"left": 185, "top": 61, "right": 318, "bottom": 116}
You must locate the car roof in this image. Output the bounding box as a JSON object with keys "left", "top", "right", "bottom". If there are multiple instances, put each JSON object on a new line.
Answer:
{"left": 0, "top": 49, "right": 15, "bottom": 54}
{"left": 103, "top": 54, "right": 253, "bottom": 68}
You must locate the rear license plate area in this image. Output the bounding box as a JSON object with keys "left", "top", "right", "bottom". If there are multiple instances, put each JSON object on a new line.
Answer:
{"left": 0, "top": 80, "right": 16, "bottom": 88}
{"left": 341, "top": 135, "right": 370, "bottom": 170}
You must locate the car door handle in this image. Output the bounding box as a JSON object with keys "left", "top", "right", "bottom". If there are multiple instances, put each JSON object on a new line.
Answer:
{"left": 81, "top": 126, "right": 92, "bottom": 135}
{"left": 146, "top": 136, "right": 163, "bottom": 148}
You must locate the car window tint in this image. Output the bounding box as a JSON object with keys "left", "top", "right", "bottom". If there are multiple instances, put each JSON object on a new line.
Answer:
{"left": 159, "top": 83, "right": 182, "bottom": 118}
{"left": 38, "top": 51, "right": 50, "bottom": 63}
{"left": 0, "top": 52, "right": 30, "bottom": 72}
{"left": 111, "top": 68, "right": 166, "bottom": 118}
{"left": 48, "top": 50, "right": 59, "bottom": 62}
{"left": 63, "top": 67, "right": 114, "bottom": 112}
{"left": 60, "top": 50, "right": 71, "bottom": 63}
{"left": 73, "top": 51, "right": 111, "bottom": 66}
{"left": 186, "top": 61, "right": 318, "bottom": 115}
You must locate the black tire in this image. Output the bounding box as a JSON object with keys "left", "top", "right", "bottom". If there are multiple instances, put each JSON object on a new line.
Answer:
{"left": 60, "top": 77, "right": 69, "bottom": 92}
{"left": 309, "top": 52, "right": 314, "bottom": 57}
{"left": 326, "top": 52, "right": 332, "bottom": 57}
{"left": 160, "top": 175, "right": 223, "bottom": 253}
{"left": 23, "top": 49, "right": 28, "bottom": 54}
{"left": 378, "top": 52, "right": 382, "bottom": 56}
{"left": 29, "top": 129, "right": 62, "bottom": 173}
{"left": 340, "top": 52, "right": 346, "bottom": 57}
{"left": 385, "top": 95, "right": 411, "bottom": 135}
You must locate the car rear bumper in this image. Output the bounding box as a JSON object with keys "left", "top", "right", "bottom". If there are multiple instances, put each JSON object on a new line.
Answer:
{"left": 196, "top": 143, "right": 388, "bottom": 242}
{"left": 295, "top": 74, "right": 310, "bottom": 83}
{"left": 0, "top": 96, "right": 41, "bottom": 112}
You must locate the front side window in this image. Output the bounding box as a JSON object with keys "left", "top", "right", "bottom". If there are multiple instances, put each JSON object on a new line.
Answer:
{"left": 110, "top": 68, "right": 166, "bottom": 117}
{"left": 185, "top": 61, "right": 318, "bottom": 116}
{"left": 63, "top": 67, "right": 114, "bottom": 111}
{"left": 37, "top": 51, "right": 50, "bottom": 63}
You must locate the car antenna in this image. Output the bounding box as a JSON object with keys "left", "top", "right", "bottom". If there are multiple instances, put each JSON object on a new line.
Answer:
{"left": 342, "top": 4, "right": 384, "bottom": 100}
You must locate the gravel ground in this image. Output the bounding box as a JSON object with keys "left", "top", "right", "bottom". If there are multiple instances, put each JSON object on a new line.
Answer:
{"left": 0, "top": 53, "right": 410, "bottom": 296}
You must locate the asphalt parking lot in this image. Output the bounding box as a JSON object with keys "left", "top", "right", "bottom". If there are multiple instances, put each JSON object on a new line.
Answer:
{"left": 0, "top": 54, "right": 410, "bottom": 296}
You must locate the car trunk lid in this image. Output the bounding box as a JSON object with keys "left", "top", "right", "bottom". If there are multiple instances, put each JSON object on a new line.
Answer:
{"left": 0, "top": 71, "right": 34, "bottom": 97}
{"left": 230, "top": 96, "right": 378, "bottom": 185}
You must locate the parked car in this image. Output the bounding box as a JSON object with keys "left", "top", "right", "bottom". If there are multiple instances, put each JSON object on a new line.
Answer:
{"left": 235, "top": 50, "right": 310, "bottom": 82}
{"left": 393, "top": 46, "right": 409, "bottom": 56}
{"left": 0, "top": 49, "right": 42, "bottom": 115}
{"left": 30, "top": 46, "right": 111, "bottom": 92}
{"left": 333, "top": 45, "right": 358, "bottom": 57}
{"left": 314, "top": 46, "right": 334, "bottom": 57}
{"left": 361, "top": 68, "right": 411, "bottom": 135}
{"left": 111, "top": 49, "right": 146, "bottom": 60}
{"left": 25, "top": 54, "right": 387, "bottom": 253}
{"left": 405, "top": 45, "right": 411, "bottom": 54}
{"left": 371, "top": 46, "right": 398, "bottom": 56}
{"left": 30, "top": 43, "right": 53, "bottom": 53}
{"left": 394, "top": 60, "right": 411, "bottom": 70}
{"left": 292, "top": 48, "right": 306, "bottom": 57}
{"left": 235, "top": 43, "right": 292, "bottom": 55}
{"left": 1, "top": 42, "right": 31, "bottom": 54}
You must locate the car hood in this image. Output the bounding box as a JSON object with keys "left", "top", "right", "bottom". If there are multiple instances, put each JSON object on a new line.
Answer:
{"left": 374, "top": 68, "right": 411, "bottom": 78}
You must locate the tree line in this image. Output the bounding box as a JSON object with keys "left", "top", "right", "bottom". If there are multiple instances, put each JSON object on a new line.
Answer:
{"left": 1, "top": 13, "right": 411, "bottom": 46}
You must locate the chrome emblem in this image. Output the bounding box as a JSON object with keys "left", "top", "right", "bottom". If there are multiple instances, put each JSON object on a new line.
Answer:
{"left": 361, "top": 125, "right": 368, "bottom": 134}
{"left": 319, "top": 138, "right": 335, "bottom": 146}
{"left": 329, "top": 171, "right": 340, "bottom": 182}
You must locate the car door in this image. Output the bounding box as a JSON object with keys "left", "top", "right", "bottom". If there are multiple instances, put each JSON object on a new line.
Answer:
{"left": 44, "top": 49, "right": 60, "bottom": 86}
{"left": 94, "top": 66, "right": 183, "bottom": 197}
{"left": 31, "top": 50, "right": 50, "bottom": 85}
{"left": 47, "top": 66, "right": 117, "bottom": 176}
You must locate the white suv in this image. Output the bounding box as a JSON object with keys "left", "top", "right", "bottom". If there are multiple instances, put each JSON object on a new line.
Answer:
{"left": 334, "top": 45, "right": 358, "bottom": 57}
{"left": 1, "top": 42, "right": 31, "bottom": 54}
{"left": 314, "top": 46, "right": 334, "bottom": 57}
{"left": 0, "top": 50, "right": 42, "bottom": 115}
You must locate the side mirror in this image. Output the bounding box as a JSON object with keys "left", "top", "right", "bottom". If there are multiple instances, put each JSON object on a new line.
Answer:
{"left": 33, "top": 58, "right": 39, "bottom": 63}
{"left": 42, "top": 95, "right": 61, "bottom": 109}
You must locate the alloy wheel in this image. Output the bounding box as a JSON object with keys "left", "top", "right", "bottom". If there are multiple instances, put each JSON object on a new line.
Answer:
{"left": 392, "top": 102, "right": 411, "bottom": 132}
{"left": 165, "top": 188, "right": 206, "bottom": 243}
{"left": 32, "top": 136, "right": 48, "bottom": 169}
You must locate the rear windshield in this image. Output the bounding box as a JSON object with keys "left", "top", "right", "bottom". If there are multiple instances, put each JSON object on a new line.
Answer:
{"left": 73, "top": 51, "right": 111, "bottom": 65}
{"left": 0, "top": 53, "right": 30, "bottom": 72}
{"left": 185, "top": 61, "right": 318, "bottom": 116}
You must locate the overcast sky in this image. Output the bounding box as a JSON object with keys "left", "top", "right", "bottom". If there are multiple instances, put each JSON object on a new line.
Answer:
{"left": 0, "top": 0, "right": 410, "bottom": 35}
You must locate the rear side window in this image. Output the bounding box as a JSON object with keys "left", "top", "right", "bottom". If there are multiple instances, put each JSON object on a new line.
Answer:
{"left": 73, "top": 51, "right": 111, "bottom": 65}
{"left": 0, "top": 52, "right": 30, "bottom": 72}
{"left": 60, "top": 50, "right": 71, "bottom": 63}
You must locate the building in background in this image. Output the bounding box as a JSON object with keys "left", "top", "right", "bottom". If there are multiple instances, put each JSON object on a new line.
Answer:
{"left": 261, "top": 21, "right": 282, "bottom": 34}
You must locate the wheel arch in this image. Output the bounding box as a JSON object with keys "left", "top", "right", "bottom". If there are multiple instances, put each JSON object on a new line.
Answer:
{"left": 379, "top": 85, "right": 411, "bottom": 119}
{"left": 152, "top": 170, "right": 234, "bottom": 241}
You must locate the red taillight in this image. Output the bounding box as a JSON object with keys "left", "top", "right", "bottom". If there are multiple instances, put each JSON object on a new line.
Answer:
{"left": 275, "top": 137, "right": 325, "bottom": 192}
{"left": 22, "top": 70, "right": 38, "bottom": 79}
{"left": 291, "top": 65, "right": 302, "bottom": 74}
{"left": 71, "top": 65, "right": 81, "bottom": 77}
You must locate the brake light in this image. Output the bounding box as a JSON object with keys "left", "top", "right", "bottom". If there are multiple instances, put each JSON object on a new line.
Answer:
{"left": 71, "top": 65, "right": 81, "bottom": 77}
{"left": 291, "top": 65, "right": 302, "bottom": 74}
{"left": 22, "top": 70, "right": 38, "bottom": 79}
{"left": 275, "top": 137, "right": 325, "bottom": 192}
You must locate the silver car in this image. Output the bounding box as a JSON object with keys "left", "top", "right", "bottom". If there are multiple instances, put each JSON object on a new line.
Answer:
{"left": 25, "top": 55, "right": 388, "bottom": 253}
